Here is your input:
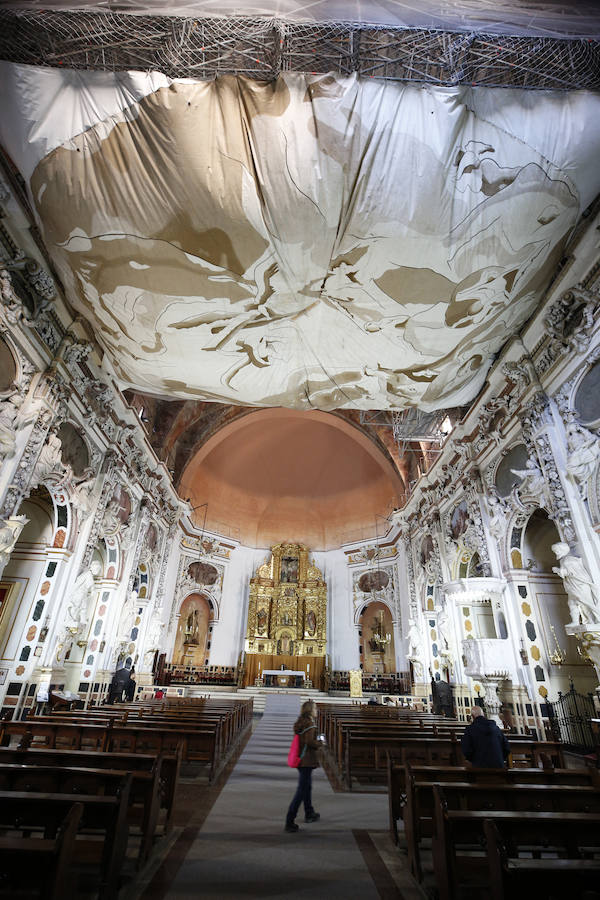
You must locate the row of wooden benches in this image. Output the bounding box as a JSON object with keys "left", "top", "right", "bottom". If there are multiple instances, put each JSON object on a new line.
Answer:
{"left": 388, "top": 761, "right": 600, "bottom": 899}
{"left": 316, "top": 705, "right": 564, "bottom": 789}
{"left": 1, "top": 697, "right": 252, "bottom": 782}
{"left": 0, "top": 696, "right": 252, "bottom": 898}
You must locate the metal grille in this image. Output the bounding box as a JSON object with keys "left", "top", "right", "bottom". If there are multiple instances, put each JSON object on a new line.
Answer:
{"left": 547, "top": 682, "right": 597, "bottom": 753}
{"left": 0, "top": 9, "right": 598, "bottom": 90}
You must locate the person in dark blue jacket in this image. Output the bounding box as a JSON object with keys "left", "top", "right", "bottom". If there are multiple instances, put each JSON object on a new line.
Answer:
{"left": 460, "top": 705, "right": 510, "bottom": 768}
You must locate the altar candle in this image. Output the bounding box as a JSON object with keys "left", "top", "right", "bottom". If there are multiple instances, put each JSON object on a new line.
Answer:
{"left": 307, "top": 663, "right": 310, "bottom": 672}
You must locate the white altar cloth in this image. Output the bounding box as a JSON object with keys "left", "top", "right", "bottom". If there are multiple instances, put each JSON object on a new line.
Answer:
{"left": 262, "top": 670, "right": 305, "bottom": 678}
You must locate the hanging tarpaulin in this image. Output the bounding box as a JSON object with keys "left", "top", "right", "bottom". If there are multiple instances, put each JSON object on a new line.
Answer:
{"left": 1, "top": 63, "right": 600, "bottom": 410}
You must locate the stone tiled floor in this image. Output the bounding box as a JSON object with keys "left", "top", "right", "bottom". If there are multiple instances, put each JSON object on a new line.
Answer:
{"left": 125, "top": 695, "right": 423, "bottom": 899}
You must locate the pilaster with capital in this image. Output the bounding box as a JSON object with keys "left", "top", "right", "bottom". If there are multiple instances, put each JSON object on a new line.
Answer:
{"left": 519, "top": 391, "right": 577, "bottom": 544}
{"left": 461, "top": 466, "right": 493, "bottom": 577}
{"left": 79, "top": 458, "right": 119, "bottom": 572}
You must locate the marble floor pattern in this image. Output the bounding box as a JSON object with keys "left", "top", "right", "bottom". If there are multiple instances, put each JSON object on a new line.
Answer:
{"left": 137, "top": 695, "right": 420, "bottom": 899}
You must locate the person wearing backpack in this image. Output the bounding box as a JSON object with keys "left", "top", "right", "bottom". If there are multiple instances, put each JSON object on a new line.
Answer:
{"left": 285, "top": 700, "right": 322, "bottom": 832}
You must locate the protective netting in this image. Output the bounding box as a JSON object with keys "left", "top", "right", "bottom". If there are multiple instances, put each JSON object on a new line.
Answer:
{"left": 1, "top": 9, "right": 599, "bottom": 89}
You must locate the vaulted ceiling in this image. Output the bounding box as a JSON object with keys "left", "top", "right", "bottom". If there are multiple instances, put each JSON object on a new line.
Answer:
{"left": 2, "top": 9, "right": 600, "bottom": 548}
{"left": 3, "top": 64, "right": 600, "bottom": 415}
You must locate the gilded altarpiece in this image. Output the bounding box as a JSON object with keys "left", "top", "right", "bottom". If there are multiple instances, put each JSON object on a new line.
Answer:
{"left": 246, "top": 544, "right": 326, "bottom": 657}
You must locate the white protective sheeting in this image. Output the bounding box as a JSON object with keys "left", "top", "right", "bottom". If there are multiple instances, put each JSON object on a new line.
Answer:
{"left": 2, "top": 63, "right": 600, "bottom": 411}
{"left": 2, "top": 1, "right": 599, "bottom": 38}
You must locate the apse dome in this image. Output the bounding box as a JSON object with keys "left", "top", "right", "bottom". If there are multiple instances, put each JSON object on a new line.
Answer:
{"left": 179, "top": 409, "right": 404, "bottom": 550}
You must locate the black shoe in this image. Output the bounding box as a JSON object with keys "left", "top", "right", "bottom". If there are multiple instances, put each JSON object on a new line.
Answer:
{"left": 285, "top": 822, "right": 299, "bottom": 832}
{"left": 305, "top": 812, "right": 320, "bottom": 823}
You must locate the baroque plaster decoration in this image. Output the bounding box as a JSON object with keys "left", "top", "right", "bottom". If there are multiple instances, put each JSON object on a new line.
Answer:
{"left": 180, "top": 534, "right": 232, "bottom": 559}
{"left": 519, "top": 391, "right": 576, "bottom": 543}
{"left": 172, "top": 552, "right": 224, "bottom": 628}
{"left": 0, "top": 405, "right": 54, "bottom": 519}
{"left": 346, "top": 543, "right": 397, "bottom": 565}
{"left": 352, "top": 562, "right": 398, "bottom": 620}
{"left": 126, "top": 505, "right": 152, "bottom": 595}
{"left": 79, "top": 459, "right": 119, "bottom": 572}
{"left": 536, "top": 285, "right": 600, "bottom": 376}
{"left": 3, "top": 67, "right": 597, "bottom": 411}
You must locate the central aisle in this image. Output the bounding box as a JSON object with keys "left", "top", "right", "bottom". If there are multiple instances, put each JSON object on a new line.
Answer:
{"left": 166, "top": 695, "right": 392, "bottom": 898}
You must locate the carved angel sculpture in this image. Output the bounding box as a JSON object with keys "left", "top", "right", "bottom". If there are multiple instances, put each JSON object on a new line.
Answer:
{"left": 510, "top": 457, "right": 545, "bottom": 498}
{"left": 551, "top": 542, "right": 600, "bottom": 626}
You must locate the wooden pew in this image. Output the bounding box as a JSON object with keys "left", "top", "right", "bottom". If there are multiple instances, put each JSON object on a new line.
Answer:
{"left": 0, "top": 801, "right": 83, "bottom": 900}
{"left": 0, "top": 761, "right": 160, "bottom": 868}
{"left": 432, "top": 784, "right": 600, "bottom": 900}
{"left": 26, "top": 698, "right": 252, "bottom": 780}
{"left": 388, "top": 760, "right": 600, "bottom": 846}
{"left": 406, "top": 774, "right": 600, "bottom": 882}
{"left": 0, "top": 782, "right": 131, "bottom": 900}
{"left": 484, "top": 817, "right": 600, "bottom": 900}
{"left": 2, "top": 719, "right": 218, "bottom": 779}
{"left": 0, "top": 745, "right": 181, "bottom": 840}
{"left": 0, "top": 720, "right": 108, "bottom": 751}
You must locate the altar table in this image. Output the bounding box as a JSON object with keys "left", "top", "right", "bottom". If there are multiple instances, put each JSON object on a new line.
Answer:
{"left": 261, "top": 670, "right": 305, "bottom": 687}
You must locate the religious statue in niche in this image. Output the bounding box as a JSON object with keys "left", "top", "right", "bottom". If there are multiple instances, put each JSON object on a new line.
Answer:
{"left": 184, "top": 609, "right": 200, "bottom": 645}
{"left": 306, "top": 609, "right": 316, "bottom": 637}
{"left": 257, "top": 608, "right": 267, "bottom": 634}
{"left": 280, "top": 556, "right": 299, "bottom": 583}
{"left": 278, "top": 633, "right": 293, "bottom": 655}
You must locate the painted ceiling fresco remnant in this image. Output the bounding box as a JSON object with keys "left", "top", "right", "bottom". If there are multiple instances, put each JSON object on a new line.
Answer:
{"left": 13, "top": 70, "right": 593, "bottom": 410}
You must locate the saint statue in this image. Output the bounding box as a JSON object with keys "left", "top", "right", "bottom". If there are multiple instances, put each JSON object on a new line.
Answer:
{"left": 71, "top": 476, "right": 97, "bottom": 519}
{"left": 437, "top": 604, "right": 456, "bottom": 673}
{"left": 485, "top": 494, "right": 506, "bottom": 540}
{"left": 306, "top": 609, "right": 316, "bottom": 636}
{"left": 407, "top": 618, "right": 423, "bottom": 661}
{"left": 565, "top": 417, "right": 600, "bottom": 498}
{"left": 118, "top": 589, "right": 138, "bottom": 640}
{"left": 552, "top": 542, "right": 600, "bottom": 626}
{"left": 0, "top": 393, "right": 24, "bottom": 459}
{"left": 65, "top": 559, "right": 102, "bottom": 636}
{"left": 32, "top": 431, "right": 64, "bottom": 486}
{"left": 257, "top": 608, "right": 267, "bottom": 634}
{"left": 184, "top": 608, "right": 200, "bottom": 644}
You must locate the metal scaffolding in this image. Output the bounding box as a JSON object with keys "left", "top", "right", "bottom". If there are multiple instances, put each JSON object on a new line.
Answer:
{"left": 0, "top": 9, "right": 598, "bottom": 89}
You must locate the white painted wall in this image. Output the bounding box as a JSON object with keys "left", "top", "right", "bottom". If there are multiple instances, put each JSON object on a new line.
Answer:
{"left": 208, "top": 545, "right": 265, "bottom": 666}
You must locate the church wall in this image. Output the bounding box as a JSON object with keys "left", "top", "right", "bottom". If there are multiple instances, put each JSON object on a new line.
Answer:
{"left": 210, "top": 544, "right": 263, "bottom": 667}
